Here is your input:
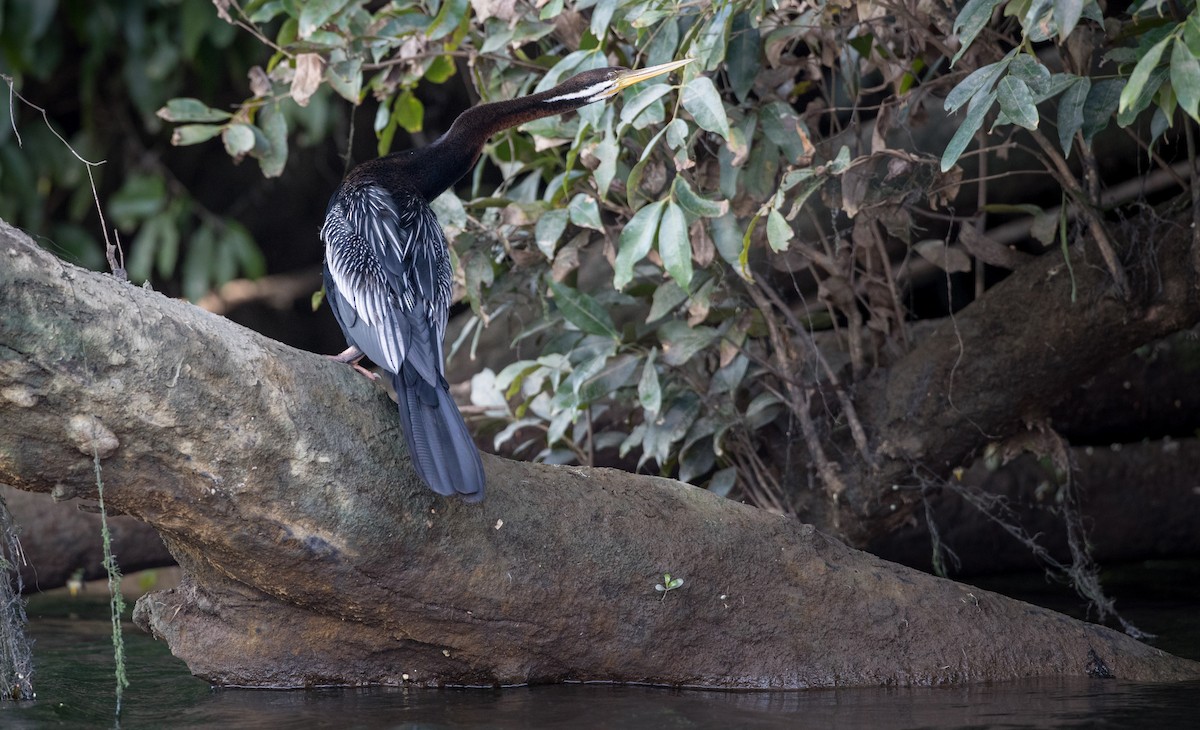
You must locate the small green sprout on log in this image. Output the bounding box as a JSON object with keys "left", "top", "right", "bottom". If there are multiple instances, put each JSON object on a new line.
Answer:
{"left": 655, "top": 573, "right": 684, "bottom": 601}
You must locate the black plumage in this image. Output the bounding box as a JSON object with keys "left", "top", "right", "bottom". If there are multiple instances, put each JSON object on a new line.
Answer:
{"left": 320, "top": 59, "right": 692, "bottom": 502}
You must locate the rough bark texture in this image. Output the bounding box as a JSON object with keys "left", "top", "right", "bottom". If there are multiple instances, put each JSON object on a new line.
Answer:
{"left": 834, "top": 216, "right": 1200, "bottom": 545}
{"left": 2, "top": 221, "right": 1197, "bottom": 689}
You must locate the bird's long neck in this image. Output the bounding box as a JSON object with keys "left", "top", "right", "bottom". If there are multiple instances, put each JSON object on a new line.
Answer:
{"left": 400, "top": 89, "right": 598, "bottom": 201}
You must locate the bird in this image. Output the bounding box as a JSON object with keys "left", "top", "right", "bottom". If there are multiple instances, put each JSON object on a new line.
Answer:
{"left": 320, "top": 58, "right": 692, "bottom": 503}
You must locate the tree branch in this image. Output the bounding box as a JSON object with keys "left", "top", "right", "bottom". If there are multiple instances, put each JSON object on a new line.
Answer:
{"left": 843, "top": 207, "right": 1200, "bottom": 544}
{"left": 1, "top": 220, "right": 1196, "bottom": 688}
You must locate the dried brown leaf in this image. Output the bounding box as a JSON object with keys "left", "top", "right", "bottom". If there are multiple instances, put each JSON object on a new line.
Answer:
{"left": 959, "top": 225, "right": 1034, "bottom": 270}
{"left": 291, "top": 54, "right": 324, "bottom": 107}
{"left": 248, "top": 66, "right": 272, "bottom": 98}
{"left": 690, "top": 219, "right": 714, "bottom": 268}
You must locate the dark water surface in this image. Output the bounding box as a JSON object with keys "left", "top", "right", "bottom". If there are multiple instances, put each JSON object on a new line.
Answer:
{"left": 4, "top": 562, "right": 1198, "bottom": 729}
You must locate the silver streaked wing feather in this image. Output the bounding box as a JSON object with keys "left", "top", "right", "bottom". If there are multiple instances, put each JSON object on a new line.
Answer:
{"left": 320, "top": 182, "right": 453, "bottom": 378}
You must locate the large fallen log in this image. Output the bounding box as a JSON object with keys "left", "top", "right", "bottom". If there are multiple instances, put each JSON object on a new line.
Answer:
{"left": 1, "top": 220, "right": 1196, "bottom": 688}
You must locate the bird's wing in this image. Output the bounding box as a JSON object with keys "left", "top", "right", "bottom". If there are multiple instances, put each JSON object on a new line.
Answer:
{"left": 320, "top": 182, "right": 452, "bottom": 379}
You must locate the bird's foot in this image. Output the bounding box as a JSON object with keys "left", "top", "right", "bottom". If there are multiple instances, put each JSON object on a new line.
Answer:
{"left": 326, "top": 346, "right": 380, "bottom": 381}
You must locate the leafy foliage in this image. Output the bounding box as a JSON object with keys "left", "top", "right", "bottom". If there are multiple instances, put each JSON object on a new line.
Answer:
{"left": 942, "top": 0, "right": 1200, "bottom": 167}
{"left": 0, "top": 0, "right": 293, "bottom": 295}
{"left": 9, "top": 0, "right": 1198, "bottom": 511}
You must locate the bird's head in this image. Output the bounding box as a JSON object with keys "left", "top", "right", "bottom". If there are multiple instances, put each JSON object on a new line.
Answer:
{"left": 543, "top": 59, "right": 693, "bottom": 106}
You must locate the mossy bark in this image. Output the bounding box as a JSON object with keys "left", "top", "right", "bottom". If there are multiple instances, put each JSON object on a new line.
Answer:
{"left": 1, "top": 221, "right": 1197, "bottom": 689}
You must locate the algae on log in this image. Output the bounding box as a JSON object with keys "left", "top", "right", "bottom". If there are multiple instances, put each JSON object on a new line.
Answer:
{"left": 0, "top": 221, "right": 1197, "bottom": 689}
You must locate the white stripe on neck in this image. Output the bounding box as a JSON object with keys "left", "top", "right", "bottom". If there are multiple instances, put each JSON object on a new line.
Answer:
{"left": 543, "top": 80, "right": 612, "bottom": 103}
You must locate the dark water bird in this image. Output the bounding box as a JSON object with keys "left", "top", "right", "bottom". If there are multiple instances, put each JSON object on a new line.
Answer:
{"left": 320, "top": 58, "right": 692, "bottom": 503}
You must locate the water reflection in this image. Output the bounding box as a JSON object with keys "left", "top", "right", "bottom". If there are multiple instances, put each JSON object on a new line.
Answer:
{"left": 5, "top": 568, "right": 1199, "bottom": 730}
{"left": 3, "top": 616, "right": 1198, "bottom": 730}
{"left": 191, "top": 679, "right": 1200, "bottom": 729}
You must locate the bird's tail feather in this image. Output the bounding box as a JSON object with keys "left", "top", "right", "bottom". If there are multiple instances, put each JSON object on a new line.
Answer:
{"left": 393, "top": 367, "right": 485, "bottom": 502}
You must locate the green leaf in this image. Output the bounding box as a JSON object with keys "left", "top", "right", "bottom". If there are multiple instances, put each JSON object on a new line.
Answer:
{"left": 828, "top": 145, "right": 852, "bottom": 174}
{"left": 1186, "top": 13, "right": 1200, "bottom": 56}
{"left": 226, "top": 222, "right": 265, "bottom": 279}
{"left": 1118, "top": 66, "right": 1167, "bottom": 126}
{"left": 1081, "top": 78, "right": 1124, "bottom": 141}
{"left": 944, "top": 57, "right": 1010, "bottom": 114}
{"left": 153, "top": 213, "right": 181, "bottom": 279}
{"left": 658, "top": 201, "right": 692, "bottom": 290}
{"left": 711, "top": 212, "right": 750, "bottom": 278}
{"left": 744, "top": 391, "right": 783, "bottom": 429}
{"left": 645, "top": 18, "right": 680, "bottom": 67}
{"left": 695, "top": 3, "right": 732, "bottom": 70}
{"left": 257, "top": 102, "right": 288, "bottom": 178}
{"left": 641, "top": 391, "right": 701, "bottom": 466}
{"left": 1171, "top": 38, "right": 1200, "bottom": 122}
{"left": 298, "top": 0, "right": 352, "bottom": 38}
{"left": 183, "top": 225, "right": 217, "bottom": 301}
{"left": 657, "top": 321, "right": 718, "bottom": 367}
{"left": 760, "top": 101, "right": 812, "bottom": 164}
{"left": 1119, "top": 35, "right": 1170, "bottom": 115}
{"left": 576, "top": 353, "right": 639, "bottom": 405}
{"left": 548, "top": 279, "right": 619, "bottom": 339}
{"left": 648, "top": 280, "right": 688, "bottom": 322}
{"left": 157, "top": 98, "right": 232, "bottom": 123}
{"left": 395, "top": 90, "right": 425, "bottom": 133}
{"left": 1019, "top": 0, "right": 1054, "bottom": 42}
{"left": 535, "top": 209, "right": 569, "bottom": 259}
{"left": 666, "top": 120, "right": 690, "bottom": 150}
{"left": 638, "top": 350, "right": 662, "bottom": 415}
{"left": 568, "top": 194, "right": 603, "bottom": 231}
{"left": 1057, "top": 76, "right": 1090, "bottom": 156}
{"left": 590, "top": 0, "right": 617, "bottom": 38}
{"left": 425, "top": 55, "right": 457, "bottom": 84}
{"left": 614, "top": 200, "right": 665, "bottom": 289}
{"left": 1008, "top": 54, "right": 1051, "bottom": 91}
{"left": 952, "top": 0, "right": 1007, "bottom": 65}
{"left": 996, "top": 76, "right": 1039, "bottom": 130}
{"left": 743, "top": 135, "right": 780, "bottom": 202}
{"left": 427, "top": 0, "right": 469, "bottom": 41}
{"left": 222, "top": 124, "right": 257, "bottom": 156}
{"left": 109, "top": 175, "right": 167, "bottom": 231}
{"left": 673, "top": 176, "right": 729, "bottom": 218}
{"left": 170, "top": 124, "right": 224, "bottom": 146}
{"left": 941, "top": 90, "right": 996, "bottom": 171}
{"left": 326, "top": 54, "right": 363, "bottom": 103}
{"left": 727, "top": 13, "right": 761, "bottom": 101}
{"left": 1053, "top": 0, "right": 1085, "bottom": 40}
{"left": 682, "top": 76, "right": 731, "bottom": 139}
{"left": 766, "top": 208, "right": 792, "bottom": 252}
{"left": 129, "top": 212, "right": 178, "bottom": 283}
{"left": 707, "top": 466, "right": 737, "bottom": 497}
{"left": 779, "top": 168, "right": 825, "bottom": 220}
{"left": 1029, "top": 73, "right": 1078, "bottom": 103}
{"left": 626, "top": 126, "right": 669, "bottom": 206}
{"left": 620, "top": 83, "right": 674, "bottom": 129}
{"left": 594, "top": 131, "right": 618, "bottom": 199}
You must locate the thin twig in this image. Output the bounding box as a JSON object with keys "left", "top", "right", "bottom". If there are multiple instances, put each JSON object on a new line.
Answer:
{"left": 1027, "top": 128, "right": 1128, "bottom": 297}
{"left": 1185, "top": 121, "right": 1200, "bottom": 277}
{"left": 755, "top": 279, "right": 875, "bottom": 468}
{"left": 2, "top": 73, "right": 126, "bottom": 281}
{"left": 745, "top": 282, "right": 849, "bottom": 511}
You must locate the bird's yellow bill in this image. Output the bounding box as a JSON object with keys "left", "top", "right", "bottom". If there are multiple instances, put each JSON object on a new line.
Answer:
{"left": 611, "top": 59, "right": 693, "bottom": 94}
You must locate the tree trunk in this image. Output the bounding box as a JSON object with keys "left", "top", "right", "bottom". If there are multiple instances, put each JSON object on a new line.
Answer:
{"left": 827, "top": 215, "right": 1200, "bottom": 545}
{"left": 1, "top": 220, "right": 1196, "bottom": 688}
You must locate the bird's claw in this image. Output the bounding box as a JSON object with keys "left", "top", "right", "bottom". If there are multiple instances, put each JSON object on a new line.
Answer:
{"left": 326, "top": 347, "right": 380, "bottom": 381}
